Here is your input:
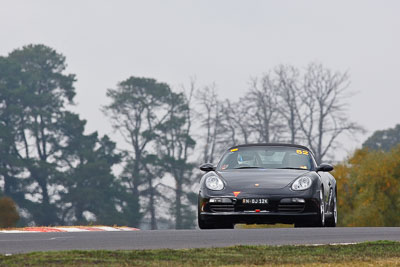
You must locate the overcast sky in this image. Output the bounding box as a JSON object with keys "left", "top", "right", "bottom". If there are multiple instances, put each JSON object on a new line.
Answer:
{"left": 1, "top": 1, "right": 399, "bottom": 159}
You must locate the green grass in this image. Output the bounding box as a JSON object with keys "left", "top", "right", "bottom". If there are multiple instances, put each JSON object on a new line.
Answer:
{"left": 1, "top": 241, "right": 400, "bottom": 266}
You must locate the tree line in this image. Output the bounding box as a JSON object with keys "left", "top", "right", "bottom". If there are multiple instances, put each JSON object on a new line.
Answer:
{"left": 0, "top": 44, "right": 360, "bottom": 228}
{"left": 334, "top": 147, "right": 400, "bottom": 226}
{"left": 332, "top": 124, "right": 400, "bottom": 226}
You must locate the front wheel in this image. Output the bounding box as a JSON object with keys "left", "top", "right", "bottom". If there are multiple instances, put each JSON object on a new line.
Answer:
{"left": 295, "top": 189, "right": 325, "bottom": 228}
{"left": 198, "top": 217, "right": 234, "bottom": 229}
{"left": 325, "top": 190, "right": 337, "bottom": 227}
{"left": 198, "top": 212, "right": 234, "bottom": 229}
{"left": 313, "top": 189, "right": 326, "bottom": 227}
{"left": 198, "top": 214, "right": 214, "bottom": 229}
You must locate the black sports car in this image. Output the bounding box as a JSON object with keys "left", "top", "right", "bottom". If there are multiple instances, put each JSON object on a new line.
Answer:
{"left": 198, "top": 143, "right": 337, "bottom": 229}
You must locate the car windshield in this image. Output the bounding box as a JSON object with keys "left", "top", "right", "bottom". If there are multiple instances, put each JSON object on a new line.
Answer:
{"left": 217, "top": 146, "right": 314, "bottom": 171}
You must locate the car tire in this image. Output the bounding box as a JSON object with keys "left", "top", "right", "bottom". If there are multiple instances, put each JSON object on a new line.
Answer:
{"left": 296, "top": 188, "right": 325, "bottom": 228}
{"left": 198, "top": 206, "right": 211, "bottom": 229}
{"left": 325, "top": 190, "right": 337, "bottom": 227}
{"left": 213, "top": 223, "right": 234, "bottom": 229}
{"left": 198, "top": 218, "right": 234, "bottom": 229}
{"left": 313, "top": 188, "right": 326, "bottom": 227}
{"left": 198, "top": 216, "right": 212, "bottom": 229}
{"left": 198, "top": 209, "right": 234, "bottom": 229}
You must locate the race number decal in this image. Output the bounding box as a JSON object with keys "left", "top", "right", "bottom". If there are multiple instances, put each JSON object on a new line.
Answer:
{"left": 296, "top": 150, "right": 309, "bottom": 155}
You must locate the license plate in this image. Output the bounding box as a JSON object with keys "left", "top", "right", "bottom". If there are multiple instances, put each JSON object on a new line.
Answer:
{"left": 242, "top": 198, "right": 268, "bottom": 204}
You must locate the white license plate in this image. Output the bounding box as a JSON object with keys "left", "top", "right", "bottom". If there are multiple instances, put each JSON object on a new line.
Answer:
{"left": 242, "top": 198, "right": 268, "bottom": 204}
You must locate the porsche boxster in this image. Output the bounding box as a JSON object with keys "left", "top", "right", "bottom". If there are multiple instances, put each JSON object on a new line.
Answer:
{"left": 198, "top": 143, "right": 337, "bottom": 229}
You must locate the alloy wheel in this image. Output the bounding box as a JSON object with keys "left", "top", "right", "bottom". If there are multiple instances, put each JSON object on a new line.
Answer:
{"left": 320, "top": 190, "right": 325, "bottom": 226}
{"left": 333, "top": 193, "right": 337, "bottom": 225}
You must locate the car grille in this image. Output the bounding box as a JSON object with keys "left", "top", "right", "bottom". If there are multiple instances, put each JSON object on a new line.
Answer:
{"left": 209, "top": 203, "right": 235, "bottom": 212}
{"left": 277, "top": 203, "right": 305, "bottom": 212}
{"left": 207, "top": 200, "right": 306, "bottom": 213}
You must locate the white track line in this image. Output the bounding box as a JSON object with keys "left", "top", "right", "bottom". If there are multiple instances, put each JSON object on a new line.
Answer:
{"left": 0, "top": 230, "right": 28, "bottom": 233}
{"left": 0, "top": 226, "right": 140, "bottom": 233}
{"left": 53, "top": 228, "right": 90, "bottom": 232}
{"left": 94, "top": 226, "right": 121, "bottom": 231}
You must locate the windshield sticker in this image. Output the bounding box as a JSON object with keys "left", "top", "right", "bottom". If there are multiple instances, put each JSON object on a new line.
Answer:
{"left": 230, "top": 148, "right": 238, "bottom": 152}
{"left": 300, "top": 165, "right": 307, "bottom": 169}
{"left": 296, "top": 150, "right": 309, "bottom": 155}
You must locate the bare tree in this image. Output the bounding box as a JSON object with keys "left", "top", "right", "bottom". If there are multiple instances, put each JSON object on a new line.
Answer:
{"left": 195, "top": 84, "right": 223, "bottom": 163}
{"left": 246, "top": 75, "right": 284, "bottom": 143}
{"left": 275, "top": 65, "right": 301, "bottom": 144}
{"left": 219, "top": 98, "right": 253, "bottom": 146}
{"left": 296, "top": 63, "right": 363, "bottom": 163}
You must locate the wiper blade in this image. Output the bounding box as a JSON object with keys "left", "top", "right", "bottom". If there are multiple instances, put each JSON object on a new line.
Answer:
{"left": 234, "top": 166, "right": 265, "bottom": 169}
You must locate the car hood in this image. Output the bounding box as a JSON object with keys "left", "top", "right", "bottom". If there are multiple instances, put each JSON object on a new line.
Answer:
{"left": 217, "top": 169, "right": 310, "bottom": 189}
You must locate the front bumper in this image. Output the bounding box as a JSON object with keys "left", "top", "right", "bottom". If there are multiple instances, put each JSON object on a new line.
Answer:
{"left": 198, "top": 188, "right": 320, "bottom": 224}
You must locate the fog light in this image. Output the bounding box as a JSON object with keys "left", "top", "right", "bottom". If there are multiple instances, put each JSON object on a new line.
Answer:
{"left": 209, "top": 198, "right": 232, "bottom": 203}
{"left": 292, "top": 198, "right": 305, "bottom": 203}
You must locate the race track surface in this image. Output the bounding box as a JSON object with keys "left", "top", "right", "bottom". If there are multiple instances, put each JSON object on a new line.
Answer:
{"left": 1, "top": 227, "right": 400, "bottom": 254}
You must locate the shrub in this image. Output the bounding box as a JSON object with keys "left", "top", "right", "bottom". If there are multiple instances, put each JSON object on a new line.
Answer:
{"left": 0, "top": 197, "right": 20, "bottom": 228}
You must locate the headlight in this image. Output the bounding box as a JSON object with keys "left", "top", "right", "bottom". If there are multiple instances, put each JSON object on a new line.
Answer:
{"left": 291, "top": 176, "right": 312, "bottom": 191}
{"left": 205, "top": 176, "right": 224, "bottom": 191}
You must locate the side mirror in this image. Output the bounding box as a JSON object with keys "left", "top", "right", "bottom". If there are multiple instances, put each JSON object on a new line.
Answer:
{"left": 316, "top": 163, "right": 334, "bottom": 172}
{"left": 200, "top": 163, "right": 215, "bottom": 172}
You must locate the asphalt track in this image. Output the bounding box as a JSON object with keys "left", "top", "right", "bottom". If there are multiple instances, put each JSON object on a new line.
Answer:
{"left": 1, "top": 227, "right": 400, "bottom": 254}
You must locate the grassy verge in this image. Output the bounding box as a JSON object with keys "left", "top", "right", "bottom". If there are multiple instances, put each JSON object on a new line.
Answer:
{"left": 1, "top": 241, "right": 399, "bottom": 266}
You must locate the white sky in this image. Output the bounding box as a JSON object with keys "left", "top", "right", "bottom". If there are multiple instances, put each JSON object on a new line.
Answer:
{"left": 1, "top": 0, "right": 399, "bottom": 160}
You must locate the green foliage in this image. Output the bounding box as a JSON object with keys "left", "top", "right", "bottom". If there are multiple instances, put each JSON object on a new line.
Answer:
{"left": 154, "top": 91, "right": 197, "bottom": 229}
{"left": 0, "top": 44, "right": 124, "bottom": 226}
{"left": 0, "top": 196, "right": 20, "bottom": 228}
{"left": 104, "top": 76, "right": 197, "bottom": 229}
{"left": 334, "top": 146, "right": 400, "bottom": 226}
{"left": 1, "top": 44, "right": 78, "bottom": 225}
{"left": 0, "top": 56, "right": 27, "bottom": 204}
{"left": 104, "top": 76, "right": 175, "bottom": 228}
{"left": 363, "top": 124, "right": 400, "bottom": 152}
{"left": 1, "top": 241, "right": 400, "bottom": 266}
{"left": 56, "top": 113, "right": 124, "bottom": 225}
